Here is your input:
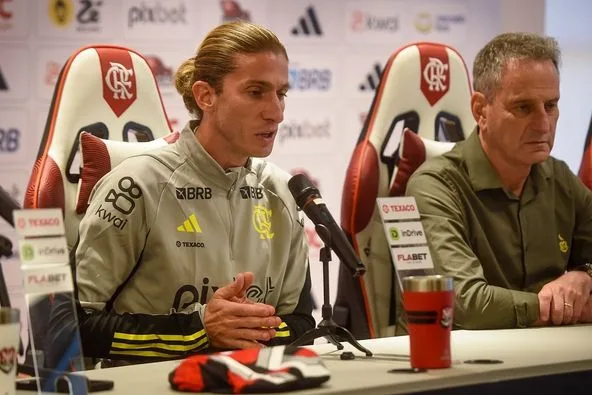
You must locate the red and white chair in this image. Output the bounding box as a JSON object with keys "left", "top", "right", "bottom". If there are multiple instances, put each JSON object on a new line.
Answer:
{"left": 24, "top": 45, "right": 175, "bottom": 250}
{"left": 334, "top": 42, "right": 474, "bottom": 339}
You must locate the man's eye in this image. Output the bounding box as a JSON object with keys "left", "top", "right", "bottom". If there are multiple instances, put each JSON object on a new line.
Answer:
{"left": 278, "top": 91, "right": 288, "bottom": 99}
{"left": 517, "top": 105, "right": 530, "bottom": 114}
{"left": 248, "top": 90, "right": 263, "bottom": 97}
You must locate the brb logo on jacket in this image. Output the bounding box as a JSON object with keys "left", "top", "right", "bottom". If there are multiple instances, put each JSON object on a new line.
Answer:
{"left": 175, "top": 186, "right": 212, "bottom": 200}
{"left": 291, "top": 6, "right": 322, "bottom": 36}
{"left": 239, "top": 186, "right": 263, "bottom": 200}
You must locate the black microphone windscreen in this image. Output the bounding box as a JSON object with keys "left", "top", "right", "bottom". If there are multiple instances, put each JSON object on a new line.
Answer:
{"left": 288, "top": 174, "right": 319, "bottom": 209}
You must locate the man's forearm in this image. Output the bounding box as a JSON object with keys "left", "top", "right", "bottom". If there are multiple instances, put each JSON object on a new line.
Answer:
{"left": 47, "top": 297, "right": 209, "bottom": 362}
{"left": 454, "top": 282, "right": 539, "bottom": 329}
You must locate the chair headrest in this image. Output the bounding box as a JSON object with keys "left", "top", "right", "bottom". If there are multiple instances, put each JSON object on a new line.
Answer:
{"left": 24, "top": 45, "right": 172, "bottom": 247}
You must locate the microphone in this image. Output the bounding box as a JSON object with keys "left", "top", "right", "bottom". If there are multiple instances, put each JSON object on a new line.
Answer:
{"left": 288, "top": 174, "right": 366, "bottom": 277}
{"left": 0, "top": 185, "right": 20, "bottom": 227}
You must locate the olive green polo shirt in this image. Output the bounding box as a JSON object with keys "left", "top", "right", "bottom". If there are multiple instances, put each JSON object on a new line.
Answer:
{"left": 405, "top": 129, "right": 592, "bottom": 329}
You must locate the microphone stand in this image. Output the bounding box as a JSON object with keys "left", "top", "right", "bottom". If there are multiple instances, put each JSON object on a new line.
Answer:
{"left": 290, "top": 224, "right": 372, "bottom": 356}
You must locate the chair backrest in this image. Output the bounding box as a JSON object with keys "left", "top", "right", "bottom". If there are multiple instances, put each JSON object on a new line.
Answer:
{"left": 24, "top": 45, "right": 172, "bottom": 250}
{"left": 334, "top": 42, "right": 475, "bottom": 339}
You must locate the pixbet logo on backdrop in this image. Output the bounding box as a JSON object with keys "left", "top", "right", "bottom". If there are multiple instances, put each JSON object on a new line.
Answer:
{"left": 128, "top": 1, "right": 187, "bottom": 28}
{"left": 289, "top": 67, "right": 332, "bottom": 91}
{"left": 350, "top": 10, "right": 398, "bottom": 32}
{"left": 278, "top": 120, "right": 331, "bottom": 144}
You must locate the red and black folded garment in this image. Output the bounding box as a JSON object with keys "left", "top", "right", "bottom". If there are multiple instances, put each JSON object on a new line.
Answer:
{"left": 169, "top": 345, "right": 330, "bottom": 393}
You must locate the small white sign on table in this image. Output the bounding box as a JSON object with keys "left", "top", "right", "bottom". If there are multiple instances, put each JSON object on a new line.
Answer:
{"left": 376, "top": 197, "right": 434, "bottom": 288}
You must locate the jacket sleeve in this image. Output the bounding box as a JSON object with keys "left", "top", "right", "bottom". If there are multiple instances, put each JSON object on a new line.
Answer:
{"left": 265, "top": 210, "right": 315, "bottom": 346}
{"left": 406, "top": 170, "right": 539, "bottom": 329}
{"left": 72, "top": 164, "right": 209, "bottom": 360}
{"left": 566, "top": 168, "right": 592, "bottom": 269}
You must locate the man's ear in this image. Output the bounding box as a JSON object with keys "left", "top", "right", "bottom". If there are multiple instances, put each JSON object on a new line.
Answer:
{"left": 192, "top": 81, "right": 216, "bottom": 114}
{"left": 471, "top": 91, "right": 488, "bottom": 130}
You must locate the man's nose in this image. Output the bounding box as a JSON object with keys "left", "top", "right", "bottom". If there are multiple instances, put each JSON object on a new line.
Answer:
{"left": 263, "top": 95, "right": 284, "bottom": 123}
{"left": 531, "top": 106, "right": 551, "bottom": 132}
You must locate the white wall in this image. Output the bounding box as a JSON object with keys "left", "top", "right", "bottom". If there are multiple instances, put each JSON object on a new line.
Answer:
{"left": 546, "top": 0, "right": 592, "bottom": 172}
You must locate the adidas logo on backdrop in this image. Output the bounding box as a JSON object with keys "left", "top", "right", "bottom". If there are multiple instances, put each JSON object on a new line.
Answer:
{"left": 291, "top": 6, "right": 323, "bottom": 36}
{"left": 359, "top": 63, "right": 383, "bottom": 91}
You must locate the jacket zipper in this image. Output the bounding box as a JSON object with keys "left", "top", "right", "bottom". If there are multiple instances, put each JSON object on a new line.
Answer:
{"left": 227, "top": 180, "right": 236, "bottom": 260}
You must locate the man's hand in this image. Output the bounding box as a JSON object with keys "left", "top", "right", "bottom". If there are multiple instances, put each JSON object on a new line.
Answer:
{"left": 579, "top": 296, "right": 592, "bottom": 323}
{"left": 537, "top": 271, "right": 592, "bottom": 325}
{"left": 204, "top": 272, "right": 281, "bottom": 350}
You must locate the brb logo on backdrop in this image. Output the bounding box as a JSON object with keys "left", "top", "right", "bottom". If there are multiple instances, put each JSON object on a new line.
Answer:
{"left": 0, "top": 126, "right": 20, "bottom": 154}
{"left": 128, "top": 1, "right": 187, "bottom": 28}
{"left": 289, "top": 67, "right": 332, "bottom": 91}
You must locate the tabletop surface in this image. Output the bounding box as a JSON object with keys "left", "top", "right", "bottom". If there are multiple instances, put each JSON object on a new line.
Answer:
{"left": 16, "top": 324, "right": 592, "bottom": 395}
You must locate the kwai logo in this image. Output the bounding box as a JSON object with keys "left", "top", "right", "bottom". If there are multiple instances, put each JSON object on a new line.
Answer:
{"left": 289, "top": 67, "right": 332, "bottom": 91}
{"left": 350, "top": 10, "right": 398, "bottom": 32}
{"left": 128, "top": 1, "right": 187, "bottom": 28}
{"left": 278, "top": 120, "right": 331, "bottom": 144}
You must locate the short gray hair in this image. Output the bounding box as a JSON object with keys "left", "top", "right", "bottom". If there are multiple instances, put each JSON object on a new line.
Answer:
{"left": 473, "top": 32, "right": 561, "bottom": 99}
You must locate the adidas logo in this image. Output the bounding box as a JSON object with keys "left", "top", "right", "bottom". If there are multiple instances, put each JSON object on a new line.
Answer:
{"left": 291, "top": 6, "right": 323, "bottom": 36}
{"left": 359, "top": 63, "right": 383, "bottom": 91}
{"left": 0, "top": 67, "right": 8, "bottom": 90}
{"left": 177, "top": 213, "right": 202, "bottom": 233}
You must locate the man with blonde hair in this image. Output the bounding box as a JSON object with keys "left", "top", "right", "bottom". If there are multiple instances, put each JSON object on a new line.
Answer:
{"left": 68, "top": 21, "right": 314, "bottom": 363}
{"left": 405, "top": 32, "right": 592, "bottom": 331}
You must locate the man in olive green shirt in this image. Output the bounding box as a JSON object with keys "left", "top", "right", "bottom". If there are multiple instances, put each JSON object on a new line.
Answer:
{"left": 406, "top": 32, "right": 592, "bottom": 329}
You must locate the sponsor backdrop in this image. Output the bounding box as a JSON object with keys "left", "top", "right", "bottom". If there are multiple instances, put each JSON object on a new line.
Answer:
{"left": 0, "top": 0, "right": 502, "bottom": 324}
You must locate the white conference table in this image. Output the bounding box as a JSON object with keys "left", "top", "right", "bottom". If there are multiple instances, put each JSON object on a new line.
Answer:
{"left": 17, "top": 324, "right": 592, "bottom": 394}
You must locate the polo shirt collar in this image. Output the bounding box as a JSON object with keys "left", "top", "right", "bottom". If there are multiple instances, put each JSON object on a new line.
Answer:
{"left": 461, "top": 126, "right": 552, "bottom": 195}
{"left": 462, "top": 127, "right": 503, "bottom": 192}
